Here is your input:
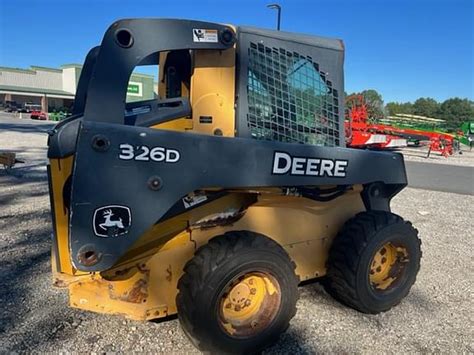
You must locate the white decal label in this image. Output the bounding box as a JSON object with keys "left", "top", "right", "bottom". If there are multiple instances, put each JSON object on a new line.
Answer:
{"left": 193, "top": 29, "right": 218, "bottom": 43}
{"left": 119, "top": 144, "right": 180, "bottom": 163}
{"left": 272, "top": 151, "right": 348, "bottom": 178}
{"left": 183, "top": 194, "right": 208, "bottom": 209}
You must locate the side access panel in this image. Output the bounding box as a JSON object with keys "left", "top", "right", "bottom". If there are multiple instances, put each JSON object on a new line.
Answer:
{"left": 191, "top": 187, "right": 366, "bottom": 281}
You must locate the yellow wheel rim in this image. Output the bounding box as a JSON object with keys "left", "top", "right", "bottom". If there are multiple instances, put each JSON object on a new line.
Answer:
{"left": 219, "top": 272, "right": 281, "bottom": 338}
{"left": 370, "top": 242, "right": 409, "bottom": 290}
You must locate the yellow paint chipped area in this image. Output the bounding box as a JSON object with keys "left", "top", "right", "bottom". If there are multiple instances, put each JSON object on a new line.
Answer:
{"left": 68, "top": 231, "right": 196, "bottom": 321}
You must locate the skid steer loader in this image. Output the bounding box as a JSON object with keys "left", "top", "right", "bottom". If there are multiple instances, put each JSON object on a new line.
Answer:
{"left": 47, "top": 19, "right": 421, "bottom": 353}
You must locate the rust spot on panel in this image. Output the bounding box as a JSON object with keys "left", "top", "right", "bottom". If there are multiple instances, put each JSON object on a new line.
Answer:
{"left": 114, "top": 267, "right": 133, "bottom": 277}
{"left": 126, "top": 279, "right": 148, "bottom": 303}
{"left": 137, "top": 263, "right": 150, "bottom": 274}
{"left": 191, "top": 209, "right": 246, "bottom": 229}
{"left": 77, "top": 245, "right": 101, "bottom": 266}
{"left": 108, "top": 278, "right": 148, "bottom": 304}
{"left": 53, "top": 278, "right": 68, "bottom": 288}
{"left": 147, "top": 306, "right": 169, "bottom": 320}
{"left": 166, "top": 265, "right": 172, "bottom": 282}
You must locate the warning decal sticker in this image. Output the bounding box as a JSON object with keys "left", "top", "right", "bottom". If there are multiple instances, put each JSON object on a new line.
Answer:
{"left": 193, "top": 29, "right": 218, "bottom": 43}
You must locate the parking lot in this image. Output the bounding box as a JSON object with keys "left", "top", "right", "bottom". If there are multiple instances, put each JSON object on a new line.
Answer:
{"left": 0, "top": 113, "right": 473, "bottom": 353}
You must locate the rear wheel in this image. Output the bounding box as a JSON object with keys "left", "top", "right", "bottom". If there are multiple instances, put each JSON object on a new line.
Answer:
{"left": 176, "top": 231, "right": 299, "bottom": 354}
{"left": 324, "top": 211, "right": 421, "bottom": 314}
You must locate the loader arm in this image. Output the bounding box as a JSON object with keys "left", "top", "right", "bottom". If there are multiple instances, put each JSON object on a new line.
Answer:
{"left": 57, "top": 119, "right": 405, "bottom": 271}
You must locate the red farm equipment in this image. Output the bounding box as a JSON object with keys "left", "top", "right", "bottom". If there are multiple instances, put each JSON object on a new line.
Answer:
{"left": 345, "top": 95, "right": 457, "bottom": 157}
{"left": 371, "top": 121, "right": 456, "bottom": 157}
{"left": 345, "top": 95, "right": 407, "bottom": 149}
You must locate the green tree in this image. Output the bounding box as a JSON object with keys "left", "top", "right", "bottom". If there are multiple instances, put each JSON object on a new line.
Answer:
{"left": 361, "top": 89, "right": 385, "bottom": 120}
{"left": 385, "top": 102, "right": 414, "bottom": 116}
{"left": 437, "top": 98, "right": 474, "bottom": 127}
{"left": 412, "top": 97, "right": 439, "bottom": 117}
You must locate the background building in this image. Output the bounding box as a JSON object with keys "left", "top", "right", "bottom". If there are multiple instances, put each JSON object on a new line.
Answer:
{"left": 0, "top": 64, "right": 156, "bottom": 113}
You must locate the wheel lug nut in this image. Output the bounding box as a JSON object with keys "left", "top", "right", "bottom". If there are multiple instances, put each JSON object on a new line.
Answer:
{"left": 248, "top": 279, "right": 253, "bottom": 285}
{"left": 245, "top": 300, "right": 251, "bottom": 306}
{"left": 234, "top": 305, "right": 241, "bottom": 312}
{"left": 250, "top": 288, "right": 256, "bottom": 295}
{"left": 225, "top": 303, "right": 232, "bottom": 309}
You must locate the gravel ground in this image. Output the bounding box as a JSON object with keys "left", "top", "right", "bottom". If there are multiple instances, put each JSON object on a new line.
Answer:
{"left": 400, "top": 146, "right": 474, "bottom": 167}
{"left": 1, "top": 122, "right": 473, "bottom": 353}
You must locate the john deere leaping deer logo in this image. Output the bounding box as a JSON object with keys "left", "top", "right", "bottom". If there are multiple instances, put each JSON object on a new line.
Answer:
{"left": 100, "top": 209, "right": 125, "bottom": 230}
{"left": 93, "top": 205, "right": 131, "bottom": 238}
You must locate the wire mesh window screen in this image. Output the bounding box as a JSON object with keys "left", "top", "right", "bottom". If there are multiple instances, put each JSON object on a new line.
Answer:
{"left": 247, "top": 42, "right": 340, "bottom": 146}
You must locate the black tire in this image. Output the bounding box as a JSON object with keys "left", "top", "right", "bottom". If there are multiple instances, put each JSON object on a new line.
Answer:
{"left": 176, "top": 231, "right": 299, "bottom": 354}
{"left": 324, "top": 211, "right": 421, "bottom": 314}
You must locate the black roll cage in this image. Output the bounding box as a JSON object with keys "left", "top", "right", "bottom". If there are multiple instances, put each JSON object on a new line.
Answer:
{"left": 74, "top": 19, "right": 235, "bottom": 124}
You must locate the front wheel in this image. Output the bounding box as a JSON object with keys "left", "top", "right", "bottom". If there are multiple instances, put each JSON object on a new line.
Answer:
{"left": 176, "top": 231, "right": 299, "bottom": 354}
{"left": 324, "top": 211, "right": 421, "bottom": 314}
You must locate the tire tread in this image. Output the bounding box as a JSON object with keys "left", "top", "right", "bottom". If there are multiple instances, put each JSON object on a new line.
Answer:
{"left": 176, "top": 231, "right": 299, "bottom": 353}
{"left": 324, "top": 211, "right": 421, "bottom": 314}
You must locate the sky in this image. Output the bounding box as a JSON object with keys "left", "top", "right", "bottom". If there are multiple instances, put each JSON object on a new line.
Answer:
{"left": 0, "top": 0, "right": 472, "bottom": 103}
